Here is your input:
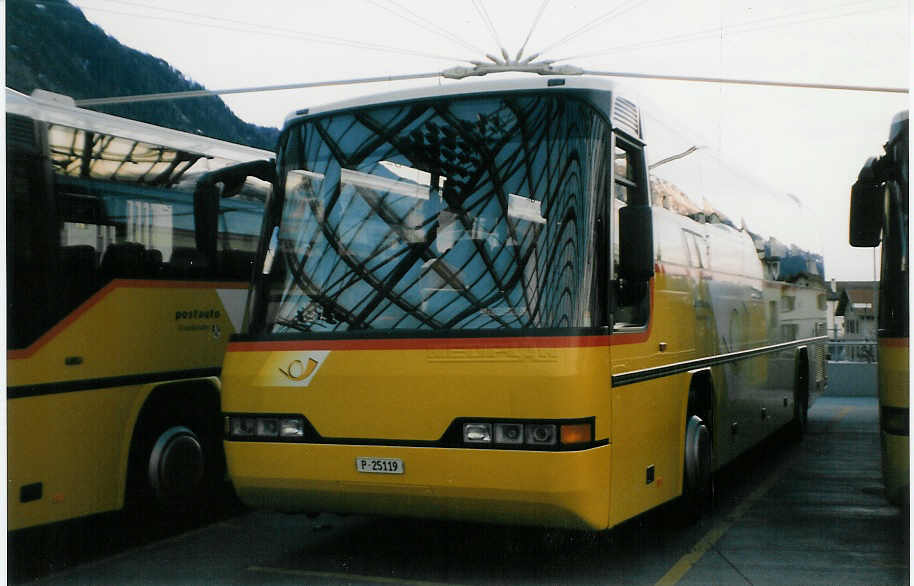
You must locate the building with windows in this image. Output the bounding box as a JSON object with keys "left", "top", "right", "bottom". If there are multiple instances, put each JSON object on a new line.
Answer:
{"left": 828, "top": 280, "right": 878, "bottom": 363}
{"left": 834, "top": 281, "right": 879, "bottom": 340}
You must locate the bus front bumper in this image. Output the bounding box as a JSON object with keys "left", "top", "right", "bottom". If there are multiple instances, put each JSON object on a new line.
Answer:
{"left": 225, "top": 441, "right": 611, "bottom": 530}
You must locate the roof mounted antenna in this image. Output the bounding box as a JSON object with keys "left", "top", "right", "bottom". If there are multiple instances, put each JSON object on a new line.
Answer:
{"left": 442, "top": 58, "right": 583, "bottom": 79}
{"left": 446, "top": 0, "right": 575, "bottom": 80}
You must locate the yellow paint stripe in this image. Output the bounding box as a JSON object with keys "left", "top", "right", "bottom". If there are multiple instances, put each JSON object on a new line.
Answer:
{"left": 247, "top": 565, "right": 462, "bottom": 586}
{"left": 832, "top": 406, "right": 854, "bottom": 426}
{"left": 655, "top": 469, "right": 783, "bottom": 585}
{"left": 656, "top": 405, "right": 856, "bottom": 585}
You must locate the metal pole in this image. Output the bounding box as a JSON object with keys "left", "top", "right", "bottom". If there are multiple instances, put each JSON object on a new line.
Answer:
{"left": 75, "top": 72, "right": 443, "bottom": 107}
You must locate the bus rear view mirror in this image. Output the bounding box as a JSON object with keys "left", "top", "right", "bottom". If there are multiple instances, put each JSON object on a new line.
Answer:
{"left": 619, "top": 205, "right": 655, "bottom": 282}
{"left": 849, "top": 157, "right": 883, "bottom": 247}
{"left": 194, "top": 159, "right": 276, "bottom": 265}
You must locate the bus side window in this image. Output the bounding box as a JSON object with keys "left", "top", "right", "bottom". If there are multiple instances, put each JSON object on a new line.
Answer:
{"left": 612, "top": 136, "right": 651, "bottom": 328}
{"left": 215, "top": 184, "right": 267, "bottom": 281}
{"left": 682, "top": 229, "right": 705, "bottom": 268}
{"left": 7, "top": 115, "right": 60, "bottom": 349}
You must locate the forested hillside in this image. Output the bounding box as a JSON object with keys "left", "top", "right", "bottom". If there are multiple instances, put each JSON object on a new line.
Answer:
{"left": 6, "top": 0, "right": 279, "bottom": 150}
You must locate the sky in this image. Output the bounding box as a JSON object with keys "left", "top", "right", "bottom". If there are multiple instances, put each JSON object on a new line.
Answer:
{"left": 68, "top": 0, "right": 911, "bottom": 282}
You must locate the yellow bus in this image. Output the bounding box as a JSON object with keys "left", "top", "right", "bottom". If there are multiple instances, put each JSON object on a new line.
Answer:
{"left": 849, "top": 110, "right": 909, "bottom": 506}
{"left": 219, "top": 76, "right": 827, "bottom": 530}
{"left": 6, "top": 88, "right": 272, "bottom": 531}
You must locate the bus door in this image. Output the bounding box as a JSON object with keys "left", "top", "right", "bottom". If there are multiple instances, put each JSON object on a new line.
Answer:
{"left": 610, "top": 133, "right": 652, "bottom": 331}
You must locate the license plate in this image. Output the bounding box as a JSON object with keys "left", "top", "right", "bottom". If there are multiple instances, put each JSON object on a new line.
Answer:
{"left": 356, "top": 457, "right": 404, "bottom": 475}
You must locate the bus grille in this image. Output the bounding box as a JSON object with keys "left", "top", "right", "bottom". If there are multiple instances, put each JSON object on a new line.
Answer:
{"left": 613, "top": 97, "right": 641, "bottom": 138}
{"left": 6, "top": 114, "right": 37, "bottom": 152}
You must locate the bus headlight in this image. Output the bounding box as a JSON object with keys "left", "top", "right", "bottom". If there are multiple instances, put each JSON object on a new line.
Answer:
{"left": 280, "top": 418, "right": 305, "bottom": 438}
{"left": 494, "top": 423, "right": 524, "bottom": 444}
{"left": 457, "top": 419, "right": 593, "bottom": 449}
{"left": 226, "top": 415, "right": 307, "bottom": 440}
{"left": 463, "top": 423, "right": 493, "bottom": 443}
{"left": 526, "top": 424, "right": 557, "bottom": 446}
{"left": 230, "top": 417, "right": 257, "bottom": 437}
{"left": 256, "top": 418, "right": 279, "bottom": 437}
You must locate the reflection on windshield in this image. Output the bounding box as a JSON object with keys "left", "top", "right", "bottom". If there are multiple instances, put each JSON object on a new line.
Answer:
{"left": 265, "top": 94, "right": 609, "bottom": 334}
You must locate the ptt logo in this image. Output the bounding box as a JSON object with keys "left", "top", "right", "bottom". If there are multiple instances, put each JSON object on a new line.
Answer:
{"left": 279, "top": 358, "right": 319, "bottom": 381}
{"left": 270, "top": 351, "right": 330, "bottom": 387}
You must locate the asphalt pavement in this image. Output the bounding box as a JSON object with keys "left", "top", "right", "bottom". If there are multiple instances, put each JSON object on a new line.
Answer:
{"left": 10, "top": 395, "right": 909, "bottom": 585}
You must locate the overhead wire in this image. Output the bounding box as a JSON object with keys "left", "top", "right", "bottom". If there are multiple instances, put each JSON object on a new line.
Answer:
{"left": 579, "top": 69, "right": 907, "bottom": 93}
{"left": 70, "top": 0, "right": 467, "bottom": 63}
{"left": 537, "top": 0, "right": 650, "bottom": 55}
{"left": 566, "top": 6, "right": 886, "bottom": 62}
{"left": 366, "top": 0, "right": 489, "bottom": 58}
{"left": 516, "top": 0, "right": 550, "bottom": 61}
{"left": 44, "top": 0, "right": 906, "bottom": 105}
{"left": 75, "top": 66, "right": 907, "bottom": 109}
{"left": 74, "top": 71, "right": 445, "bottom": 107}
{"left": 553, "top": 0, "right": 897, "bottom": 63}
{"left": 470, "top": 0, "right": 508, "bottom": 61}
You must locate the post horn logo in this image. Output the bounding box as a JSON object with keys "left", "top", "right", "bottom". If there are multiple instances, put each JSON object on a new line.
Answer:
{"left": 278, "top": 358, "right": 320, "bottom": 382}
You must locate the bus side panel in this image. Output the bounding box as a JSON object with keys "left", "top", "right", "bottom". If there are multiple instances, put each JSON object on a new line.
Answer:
{"left": 605, "top": 260, "right": 821, "bottom": 526}
{"left": 606, "top": 267, "right": 697, "bottom": 525}
{"left": 8, "top": 282, "right": 244, "bottom": 385}
{"left": 878, "top": 338, "right": 909, "bottom": 505}
{"left": 608, "top": 373, "right": 689, "bottom": 526}
{"left": 7, "top": 282, "right": 243, "bottom": 531}
{"left": 8, "top": 387, "right": 145, "bottom": 529}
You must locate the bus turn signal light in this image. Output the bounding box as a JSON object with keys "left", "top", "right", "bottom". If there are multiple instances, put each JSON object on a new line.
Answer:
{"left": 560, "top": 423, "right": 592, "bottom": 445}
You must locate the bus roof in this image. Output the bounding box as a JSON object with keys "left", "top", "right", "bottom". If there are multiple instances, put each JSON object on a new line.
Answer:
{"left": 6, "top": 87, "right": 273, "bottom": 161}
{"left": 284, "top": 75, "right": 622, "bottom": 127}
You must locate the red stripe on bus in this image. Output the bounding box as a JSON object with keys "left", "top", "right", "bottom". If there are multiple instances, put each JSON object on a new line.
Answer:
{"left": 7, "top": 279, "right": 246, "bottom": 360}
{"left": 229, "top": 281, "right": 655, "bottom": 352}
{"left": 227, "top": 329, "right": 649, "bottom": 353}
{"left": 881, "top": 338, "right": 910, "bottom": 348}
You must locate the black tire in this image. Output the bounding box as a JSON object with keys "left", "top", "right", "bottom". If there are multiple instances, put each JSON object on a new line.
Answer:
{"left": 126, "top": 405, "right": 225, "bottom": 521}
{"left": 789, "top": 358, "right": 810, "bottom": 441}
{"left": 789, "top": 388, "right": 809, "bottom": 441}
{"left": 671, "top": 412, "right": 713, "bottom": 524}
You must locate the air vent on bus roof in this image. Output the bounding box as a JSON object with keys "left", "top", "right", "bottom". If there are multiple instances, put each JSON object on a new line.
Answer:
{"left": 6, "top": 114, "right": 38, "bottom": 153}
{"left": 612, "top": 97, "right": 641, "bottom": 138}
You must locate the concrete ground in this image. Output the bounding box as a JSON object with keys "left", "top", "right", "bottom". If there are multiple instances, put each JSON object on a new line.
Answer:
{"left": 12, "top": 395, "right": 909, "bottom": 585}
{"left": 675, "top": 395, "right": 908, "bottom": 585}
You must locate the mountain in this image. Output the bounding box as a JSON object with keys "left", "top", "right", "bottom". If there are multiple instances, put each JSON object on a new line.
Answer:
{"left": 6, "top": 0, "right": 280, "bottom": 151}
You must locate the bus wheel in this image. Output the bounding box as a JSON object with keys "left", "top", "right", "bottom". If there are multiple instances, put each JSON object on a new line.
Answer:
{"left": 677, "top": 414, "right": 713, "bottom": 522}
{"left": 147, "top": 426, "right": 205, "bottom": 505}
{"left": 789, "top": 388, "right": 809, "bottom": 441}
{"left": 127, "top": 405, "right": 225, "bottom": 519}
{"left": 789, "top": 356, "right": 810, "bottom": 441}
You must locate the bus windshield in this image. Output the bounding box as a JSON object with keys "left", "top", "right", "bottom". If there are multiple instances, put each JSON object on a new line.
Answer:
{"left": 259, "top": 93, "right": 610, "bottom": 334}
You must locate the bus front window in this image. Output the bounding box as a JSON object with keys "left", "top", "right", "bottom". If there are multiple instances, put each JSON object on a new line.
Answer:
{"left": 256, "top": 94, "right": 611, "bottom": 334}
